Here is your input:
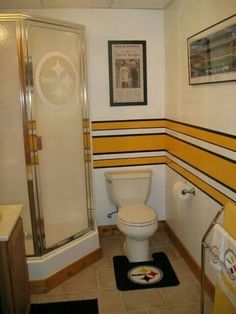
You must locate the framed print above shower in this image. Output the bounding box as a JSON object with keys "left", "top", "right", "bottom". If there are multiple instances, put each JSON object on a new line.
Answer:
{"left": 108, "top": 40, "right": 147, "bottom": 106}
{"left": 187, "top": 14, "right": 236, "bottom": 85}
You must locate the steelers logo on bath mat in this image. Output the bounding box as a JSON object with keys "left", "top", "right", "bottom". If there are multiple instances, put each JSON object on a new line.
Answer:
{"left": 127, "top": 265, "right": 163, "bottom": 285}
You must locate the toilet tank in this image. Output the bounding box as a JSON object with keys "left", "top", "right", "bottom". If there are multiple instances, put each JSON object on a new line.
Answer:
{"left": 104, "top": 169, "right": 152, "bottom": 206}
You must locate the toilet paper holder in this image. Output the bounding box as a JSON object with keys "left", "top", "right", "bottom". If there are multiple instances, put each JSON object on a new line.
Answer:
{"left": 181, "top": 187, "right": 195, "bottom": 195}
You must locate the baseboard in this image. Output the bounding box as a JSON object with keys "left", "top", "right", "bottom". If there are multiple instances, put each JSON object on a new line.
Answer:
{"left": 164, "top": 222, "right": 215, "bottom": 301}
{"left": 98, "top": 221, "right": 166, "bottom": 237}
{"left": 29, "top": 248, "right": 102, "bottom": 294}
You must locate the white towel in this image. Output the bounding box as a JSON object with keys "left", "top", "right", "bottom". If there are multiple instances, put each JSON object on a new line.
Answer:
{"left": 211, "top": 223, "right": 228, "bottom": 272}
{"left": 222, "top": 230, "right": 236, "bottom": 285}
{"left": 217, "top": 227, "right": 236, "bottom": 309}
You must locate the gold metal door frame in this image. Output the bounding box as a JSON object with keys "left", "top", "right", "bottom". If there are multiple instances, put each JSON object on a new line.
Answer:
{"left": 1, "top": 13, "right": 94, "bottom": 256}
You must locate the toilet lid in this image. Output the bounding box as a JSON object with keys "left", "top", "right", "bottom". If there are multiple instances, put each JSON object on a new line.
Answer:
{"left": 118, "top": 205, "right": 157, "bottom": 225}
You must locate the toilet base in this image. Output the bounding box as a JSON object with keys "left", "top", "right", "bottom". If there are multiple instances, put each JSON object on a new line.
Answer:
{"left": 124, "top": 237, "right": 151, "bottom": 262}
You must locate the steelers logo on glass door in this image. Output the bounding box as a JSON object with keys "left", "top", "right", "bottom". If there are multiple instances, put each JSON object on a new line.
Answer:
{"left": 36, "top": 51, "right": 78, "bottom": 108}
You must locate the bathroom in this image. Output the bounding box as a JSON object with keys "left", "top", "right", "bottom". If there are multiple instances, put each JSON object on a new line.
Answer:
{"left": 0, "top": 0, "right": 236, "bottom": 313}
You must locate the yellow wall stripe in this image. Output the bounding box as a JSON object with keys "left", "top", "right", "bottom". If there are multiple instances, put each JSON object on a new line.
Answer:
{"left": 93, "top": 156, "right": 166, "bottom": 168}
{"left": 92, "top": 119, "right": 165, "bottom": 131}
{"left": 92, "top": 119, "right": 236, "bottom": 152}
{"left": 166, "top": 135, "right": 236, "bottom": 191}
{"left": 91, "top": 119, "right": 236, "bottom": 196}
{"left": 166, "top": 120, "right": 236, "bottom": 151}
{"left": 92, "top": 134, "right": 166, "bottom": 154}
{"left": 166, "top": 158, "right": 231, "bottom": 205}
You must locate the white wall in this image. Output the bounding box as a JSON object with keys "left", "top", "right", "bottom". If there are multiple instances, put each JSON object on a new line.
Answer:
{"left": 165, "top": 0, "right": 236, "bottom": 134}
{"left": 166, "top": 168, "right": 223, "bottom": 283}
{"left": 165, "top": 0, "right": 236, "bottom": 283}
{"left": 27, "top": 8, "right": 165, "bottom": 121}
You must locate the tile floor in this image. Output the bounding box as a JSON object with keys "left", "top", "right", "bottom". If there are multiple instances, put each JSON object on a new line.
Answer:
{"left": 31, "top": 230, "right": 214, "bottom": 314}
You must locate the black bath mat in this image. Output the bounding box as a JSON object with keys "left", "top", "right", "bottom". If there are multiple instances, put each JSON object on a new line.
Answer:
{"left": 113, "top": 252, "right": 179, "bottom": 291}
{"left": 30, "top": 298, "right": 99, "bottom": 314}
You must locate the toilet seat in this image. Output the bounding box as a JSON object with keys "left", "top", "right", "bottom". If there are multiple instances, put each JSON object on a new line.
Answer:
{"left": 118, "top": 204, "right": 157, "bottom": 227}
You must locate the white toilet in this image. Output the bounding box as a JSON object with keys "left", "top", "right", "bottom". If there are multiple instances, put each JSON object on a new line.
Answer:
{"left": 105, "top": 169, "right": 158, "bottom": 262}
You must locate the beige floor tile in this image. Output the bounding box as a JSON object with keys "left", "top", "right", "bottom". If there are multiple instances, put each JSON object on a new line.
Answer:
{"left": 188, "top": 297, "right": 214, "bottom": 314}
{"left": 121, "top": 288, "right": 165, "bottom": 311}
{"left": 30, "top": 231, "right": 215, "bottom": 314}
{"left": 159, "top": 279, "right": 200, "bottom": 305}
{"left": 171, "top": 260, "right": 196, "bottom": 282}
{"left": 60, "top": 268, "right": 98, "bottom": 292}
{"left": 82, "top": 289, "right": 124, "bottom": 313}
{"left": 151, "top": 231, "right": 171, "bottom": 248}
{"left": 90, "top": 252, "right": 113, "bottom": 268}
{"left": 100, "top": 236, "right": 124, "bottom": 253}
{"left": 97, "top": 267, "right": 117, "bottom": 289}
{"left": 151, "top": 246, "right": 182, "bottom": 263}
{"left": 149, "top": 305, "right": 192, "bottom": 314}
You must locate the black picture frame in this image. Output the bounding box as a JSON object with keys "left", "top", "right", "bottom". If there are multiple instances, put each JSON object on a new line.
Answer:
{"left": 108, "top": 40, "right": 147, "bottom": 106}
{"left": 187, "top": 14, "right": 236, "bottom": 85}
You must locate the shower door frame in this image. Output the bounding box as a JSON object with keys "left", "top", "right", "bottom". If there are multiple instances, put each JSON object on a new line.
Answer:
{"left": 2, "top": 13, "right": 94, "bottom": 256}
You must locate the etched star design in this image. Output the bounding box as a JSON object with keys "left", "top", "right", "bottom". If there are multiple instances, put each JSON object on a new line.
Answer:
{"left": 52, "top": 59, "right": 65, "bottom": 77}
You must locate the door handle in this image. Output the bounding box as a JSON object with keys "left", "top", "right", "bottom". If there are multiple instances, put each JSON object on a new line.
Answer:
{"left": 29, "top": 135, "right": 42, "bottom": 152}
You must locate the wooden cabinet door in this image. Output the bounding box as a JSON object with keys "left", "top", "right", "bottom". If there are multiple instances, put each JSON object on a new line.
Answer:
{"left": 7, "top": 219, "right": 30, "bottom": 314}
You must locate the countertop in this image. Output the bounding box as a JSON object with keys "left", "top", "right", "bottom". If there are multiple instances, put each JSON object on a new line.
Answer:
{"left": 0, "top": 205, "right": 23, "bottom": 241}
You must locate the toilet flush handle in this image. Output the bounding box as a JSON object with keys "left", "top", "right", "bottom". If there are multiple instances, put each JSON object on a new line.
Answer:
{"left": 107, "top": 206, "right": 118, "bottom": 218}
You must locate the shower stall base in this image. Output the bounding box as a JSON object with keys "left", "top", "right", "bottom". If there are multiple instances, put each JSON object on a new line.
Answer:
{"left": 28, "top": 228, "right": 101, "bottom": 292}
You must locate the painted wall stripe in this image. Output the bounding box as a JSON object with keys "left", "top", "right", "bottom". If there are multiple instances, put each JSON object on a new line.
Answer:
{"left": 93, "top": 156, "right": 166, "bottom": 168}
{"left": 166, "top": 135, "right": 236, "bottom": 191}
{"left": 166, "top": 119, "right": 236, "bottom": 151}
{"left": 92, "top": 134, "right": 166, "bottom": 155}
{"left": 93, "top": 151, "right": 166, "bottom": 160}
{"left": 92, "top": 119, "right": 236, "bottom": 152}
{"left": 92, "top": 119, "right": 165, "bottom": 131}
{"left": 167, "top": 153, "right": 236, "bottom": 202}
{"left": 166, "top": 129, "right": 236, "bottom": 161}
{"left": 166, "top": 158, "right": 233, "bottom": 206}
{"left": 91, "top": 119, "right": 236, "bottom": 198}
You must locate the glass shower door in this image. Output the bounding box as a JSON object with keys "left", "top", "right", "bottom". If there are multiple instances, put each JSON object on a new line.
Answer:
{"left": 26, "top": 21, "right": 91, "bottom": 251}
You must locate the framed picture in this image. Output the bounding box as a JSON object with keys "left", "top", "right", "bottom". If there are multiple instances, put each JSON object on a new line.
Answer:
{"left": 108, "top": 40, "right": 147, "bottom": 106}
{"left": 187, "top": 14, "right": 236, "bottom": 85}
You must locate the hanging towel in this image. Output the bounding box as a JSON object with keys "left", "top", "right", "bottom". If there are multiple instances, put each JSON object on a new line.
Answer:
{"left": 214, "top": 202, "right": 236, "bottom": 313}
{"left": 223, "top": 231, "right": 236, "bottom": 284}
{"left": 211, "top": 223, "right": 227, "bottom": 272}
{"left": 217, "top": 229, "right": 236, "bottom": 309}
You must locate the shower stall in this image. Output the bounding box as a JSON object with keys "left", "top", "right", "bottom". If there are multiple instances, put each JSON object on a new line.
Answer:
{"left": 0, "top": 13, "right": 99, "bottom": 281}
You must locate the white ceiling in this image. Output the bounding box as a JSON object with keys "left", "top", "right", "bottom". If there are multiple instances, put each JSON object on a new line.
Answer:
{"left": 0, "top": 0, "right": 173, "bottom": 10}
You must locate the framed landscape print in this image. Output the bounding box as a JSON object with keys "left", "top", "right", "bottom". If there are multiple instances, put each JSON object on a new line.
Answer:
{"left": 187, "top": 14, "right": 236, "bottom": 85}
{"left": 108, "top": 40, "right": 147, "bottom": 106}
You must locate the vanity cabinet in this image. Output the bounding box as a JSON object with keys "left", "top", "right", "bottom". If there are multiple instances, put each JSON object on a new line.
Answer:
{"left": 0, "top": 206, "right": 30, "bottom": 314}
